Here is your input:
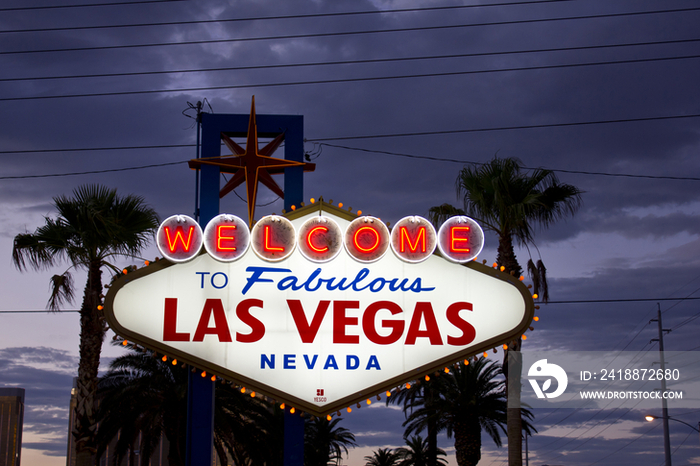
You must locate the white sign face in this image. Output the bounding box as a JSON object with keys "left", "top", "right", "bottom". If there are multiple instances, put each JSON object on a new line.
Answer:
{"left": 106, "top": 205, "right": 533, "bottom": 416}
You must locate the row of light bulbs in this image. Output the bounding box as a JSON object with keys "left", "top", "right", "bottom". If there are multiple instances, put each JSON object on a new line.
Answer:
{"left": 106, "top": 229, "right": 540, "bottom": 420}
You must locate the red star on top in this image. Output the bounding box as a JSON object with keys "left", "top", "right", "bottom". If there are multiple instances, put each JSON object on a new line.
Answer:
{"left": 189, "top": 97, "right": 315, "bottom": 226}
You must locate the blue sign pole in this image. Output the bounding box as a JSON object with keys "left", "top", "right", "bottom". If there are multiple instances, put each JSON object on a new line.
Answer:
{"left": 186, "top": 110, "right": 305, "bottom": 466}
{"left": 185, "top": 144, "right": 218, "bottom": 466}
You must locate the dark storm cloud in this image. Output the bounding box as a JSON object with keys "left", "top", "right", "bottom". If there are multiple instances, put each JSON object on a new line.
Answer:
{"left": 0, "top": 347, "right": 74, "bottom": 454}
{"left": 0, "top": 349, "right": 75, "bottom": 405}
{"left": 511, "top": 407, "right": 700, "bottom": 465}
{"left": 529, "top": 256, "right": 700, "bottom": 352}
{"left": 343, "top": 404, "right": 408, "bottom": 447}
{"left": 0, "top": 346, "right": 76, "bottom": 368}
{"left": 576, "top": 211, "right": 700, "bottom": 239}
{"left": 22, "top": 442, "right": 69, "bottom": 456}
{"left": 24, "top": 405, "right": 71, "bottom": 436}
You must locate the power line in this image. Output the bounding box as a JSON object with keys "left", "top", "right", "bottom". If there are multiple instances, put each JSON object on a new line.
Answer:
{"left": 532, "top": 286, "right": 700, "bottom": 459}
{"left": 317, "top": 143, "right": 700, "bottom": 181}
{"left": 3, "top": 150, "right": 700, "bottom": 181}
{"left": 0, "top": 0, "right": 183, "bottom": 12}
{"left": 0, "top": 160, "right": 186, "bottom": 180}
{"left": 306, "top": 113, "right": 700, "bottom": 143}
{"left": 536, "top": 392, "right": 649, "bottom": 461}
{"left": 531, "top": 346, "right": 663, "bottom": 459}
{"left": 667, "top": 284, "right": 700, "bottom": 332}
{"left": 4, "top": 6, "right": 700, "bottom": 56}
{"left": 614, "top": 271, "right": 700, "bottom": 352}
{"left": 662, "top": 282, "right": 700, "bottom": 316}
{"left": 535, "top": 352, "right": 671, "bottom": 458}
{"left": 0, "top": 310, "right": 79, "bottom": 313}
{"left": 2, "top": 111, "right": 700, "bottom": 183}
{"left": 586, "top": 422, "right": 659, "bottom": 465}
{"left": 1, "top": 296, "right": 698, "bottom": 312}
{"left": 5, "top": 53, "right": 700, "bottom": 101}
{"left": 0, "top": 1, "right": 575, "bottom": 33}
{"left": 4, "top": 37, "right": 699, "bottom": 84}
{"left": 546, "top": 297, "right": 700, "bottom": 303}
{"left": 0, "top": 144, "right": 193, "bottom": 155}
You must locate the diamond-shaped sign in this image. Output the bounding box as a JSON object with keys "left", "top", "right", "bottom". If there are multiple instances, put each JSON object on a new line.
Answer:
{"left": 104, "top": 202, "right": 534, "bottom": 416}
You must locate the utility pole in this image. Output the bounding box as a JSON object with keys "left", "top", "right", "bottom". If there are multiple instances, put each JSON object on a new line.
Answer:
{"left": 524, "top": 432, "right": 529, "bottom": 466}
{"left": 651, "top": 303, "right": 672, "bottom": 466}
{"left": 182, "top": 98, "right": 212, "bottom": 221}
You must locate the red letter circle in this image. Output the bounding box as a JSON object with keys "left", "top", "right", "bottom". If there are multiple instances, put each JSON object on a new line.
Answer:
{"left": 390, "top": 216, "right": 437, "bottom": 263}
{"left": 297, "top": 216, "right": 343, "bottom": 263}
{"left": 345, "top": 216, "right": 390, "bottom": 263}
{"left": 251, "top": 215, "right": 296, "bottom": 262}
{"left": 203, "top": 214, "right": 250, "bottom": 262}
{"left": 156, "top": 215, "right": 203, "bottom": 263}
{"left": 436, "top": 216, "right": 484, "bottom": 263}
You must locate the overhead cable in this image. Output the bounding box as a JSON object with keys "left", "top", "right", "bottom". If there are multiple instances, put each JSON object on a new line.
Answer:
{"left": 316, "top": 143, "right": 700, "bottom": 181}
{"left": 0, "top": 0, "right": 184, "bottom": 12}
{"left": 0, "top": 0, "right": 575, "bottom": 32}
{"left": 4, "top": 6, "right": 700, "bottom": 55}
{"left": 3, "top": 37, "right": 699, "bottom": 83}
{"left": 306, "top": 114, "right": 700, "bottom": 145}
{"left": 546, "top": 297, "right": 700, "bottom": 303}
{"left": 1, "top": 296, "right": 697, "bottom": 311}
{"left": 0, "top": 161, "right": 185, "bottom": 179}
{"left": 0, "top": 144, "right": 193, "bottom": 154}
{"left": 4, "top": 53, "right": 700, "bottom": 101}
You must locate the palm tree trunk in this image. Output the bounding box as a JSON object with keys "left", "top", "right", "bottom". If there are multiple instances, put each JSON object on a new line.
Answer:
{"left": 163, "top": 400, "right": 186, "bottom": 466}
{"left": 428, "top": 415, "right": 438, "bottom": 466}
{"left": 167, "top": 433, "right": 185, "bottom": 466}
{"left": 453, "top": 419, "right": 481, "bottom": 466}
{"left": 426, "top": 383, "right": 438, "bottom": 466}
{"left": 74, "top": 261, "right": 105, "bottom": 466}
{"left": 497, "top": 233, "right": 523, "bottom": 466}
{"left": 496, "top": 233, "right": 522, "bottom": 277}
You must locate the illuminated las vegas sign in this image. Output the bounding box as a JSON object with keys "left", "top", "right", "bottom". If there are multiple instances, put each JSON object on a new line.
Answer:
{"left": 104, "top": 200, "right": 534, "bottom": 417}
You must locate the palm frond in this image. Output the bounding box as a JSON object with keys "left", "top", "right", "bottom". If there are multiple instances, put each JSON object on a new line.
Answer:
{"left": 527, "top": 259, "right": 540, "bottom": 297}
{"left": 452, "top": 156, "right": 583, "bottom": 247}
{"left": 427, "top": 203, "right": 465, "bottom": 229}
{"left": 48, "top": 272, "right": 74, "bottom": 310}
{"left": 537, "top": 259, "right": 549, "bottom": 302}
{"left": 12, "top": 219, "right": 71, "bottom": 270}
{"left": 97, "top": 349, "right": 280, "bottom": 466}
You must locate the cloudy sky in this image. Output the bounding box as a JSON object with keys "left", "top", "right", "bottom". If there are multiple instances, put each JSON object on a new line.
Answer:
{"left": 1, "top": 0, "right": 700, "bottom": 464}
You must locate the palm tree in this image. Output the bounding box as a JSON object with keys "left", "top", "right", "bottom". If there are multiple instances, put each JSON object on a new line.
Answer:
{"left": 403, "top": 359, "right": 534, "bottom": 466}
{"left": 387, "top": 379, "right": 443, "bottom": 466}
{"left": 97, "top": 347, "right": 275, "bottom": 466}
{"left": 304, "top": 416, "right": 357, "bottom": 466}
{"left": 429, "top": 157, "right": 582, "bottom": 466}
{"left": 395, "top": 435, "right": 447, "bottom": 466}
{"left": 96, "top": 348, "right": 187, "bottom": 465}
{"left": 430, "top": 157, "right": 582, "bottom": 281}
{"left": 364, "top": 448, "right": 403, "bottom": 466}
{"left": 12, "top": 185, "right": 160, "bottom": 466}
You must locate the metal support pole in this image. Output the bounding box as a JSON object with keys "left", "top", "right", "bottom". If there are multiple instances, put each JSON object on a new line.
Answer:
{"left": 189, "top": 110, "right": 306, "bottom": 466}
{"left": 185, "top": 162, "right": 219, "bottom": 466}
{"left": 284, "top": 411, "right": 305, "bottom": 466}
{"left": 652, "top": 303, "right": 672, "bottom": 466}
